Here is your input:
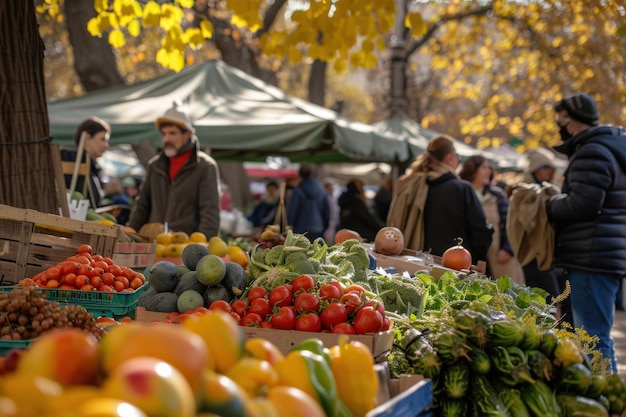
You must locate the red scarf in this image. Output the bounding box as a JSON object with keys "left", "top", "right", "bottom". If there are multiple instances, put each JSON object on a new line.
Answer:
{"left": 168, "top": 149, "right": 192, "bottom": 181}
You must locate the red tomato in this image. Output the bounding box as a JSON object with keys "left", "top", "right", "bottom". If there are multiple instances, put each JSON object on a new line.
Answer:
{"left": 75, "top": 255, "right": 91, "bottom": 265}
{"left": 106, "top": 264, "right": 123, "bottom": 277}
{"left": 328, "top": 280, "right": 344, "bottom": 295}
{"left": 340, "top": 292, "right": 362, "bottom": 314}
{"left": 381, "top": 316, "right": 391, "bottom": 331}
{"left": 77, "top": 244, "right": 93, "bottom": 255}
{"left": 268, "top": 285, "right": 293, "bottom": 308}
{"left": 331, "top": 322, "right": 356, "bottom": 334}
{"left": 353, "top": 306, "right": 383, "bottom": 334}
{"left": 319, "top": 283, "right": 342, "bottom": 302}
{"left": 247, "top": 286, "right": 268, "bottom": 303}
{"left": 92, "top": 255, "right": 104, "bottom": 263}
{"left": 293, "top": 292, "right": 321, "bottom": 314}
{"left": 248, "top": 297, "right": 272, "bottom": 319}
{"left": 295, "top": 312, "right": 322, "bottom": 332}
{"left": 98, "top": 284, "right": 115, "bottom": 292}
{"left": 229, "top": 311, "right": 242, "bottom": 323}
{"left": 209, "top": 300, "right": 233, "bottom": 313}
{"left": 260, "top": 320, "right": 272, "bottom": 329}
{"left": 192, "top": 307, "right": 209, "bottom": 315}
{"left": 101, "top": 272, "right": 115, "bottom": 286}
{"left": 231, "top": 299, "right": 248, "bottom": 317}
{"left": 241, "top": 313, "right": 264, "bottom": 327}
{"left": 44, "top": 267, "right": 61, "bottom": 281}
{"left": 292, "top": 275, "right": 315, "bottom": 293}
{"left": 270, "top": 306, "right": 296, "bottom": 330}
{"left": 90, "top": 276, "right": 103, "bottom": 288}
{"left": 320, "top": 302, "right": 348, "bottom": 330}
{"left": 62, "top": 273, "right": 77, "bottom": 286}
{"left": 363, "top": 300, "right": 385, "bottom": 316}
{"left": 58, "top": 261, "right": 78, "bottom": 275}
{"left": 102, "top": 257, "right": 114, "bottom": 266}
{"left": 92, "top": 261, "right": 109, "bottom": 270}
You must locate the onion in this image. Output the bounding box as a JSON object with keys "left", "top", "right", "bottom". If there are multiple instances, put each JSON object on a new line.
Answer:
{"left": 441, "top": 237, "right": 472, "bottom": 271}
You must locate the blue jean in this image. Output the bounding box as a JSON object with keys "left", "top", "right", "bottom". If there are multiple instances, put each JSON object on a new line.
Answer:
{"left": 569, "top": 270, "right": 621, "bottom": 373}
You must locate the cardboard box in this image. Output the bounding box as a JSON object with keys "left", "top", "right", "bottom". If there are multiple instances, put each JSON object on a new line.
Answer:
{"left": 0, "top": 204, "right": 119, "bottom": 285}
{"left": 367, "top": 378, "right": 432, "bottom": 417}
{"left": 112, "top": 242, "right": 156, "bottom": 268}
{"left": 134, "top": 307, "right": 393, "bottom": 361}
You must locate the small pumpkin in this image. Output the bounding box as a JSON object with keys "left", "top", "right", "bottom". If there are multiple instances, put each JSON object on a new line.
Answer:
{"left": 373, "top": 227, "right": 404, "bottom": 256}
{"left": 441, "top": 237, "right": 472, "bottom": 271}
{"left": 335, "top": 229, "right": 363, "bottom": 244}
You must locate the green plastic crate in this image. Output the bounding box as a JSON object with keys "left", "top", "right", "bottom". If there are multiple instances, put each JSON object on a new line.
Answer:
{"left": 0, "top": 283, "right": 148, "bottom": 319}
{"left": 0, "top": 339, "right": 32, "bottom": 356}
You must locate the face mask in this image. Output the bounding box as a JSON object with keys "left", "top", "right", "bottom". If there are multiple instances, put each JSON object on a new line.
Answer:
{"left": 559, "top": 125, "right": 572, "bottom": 142}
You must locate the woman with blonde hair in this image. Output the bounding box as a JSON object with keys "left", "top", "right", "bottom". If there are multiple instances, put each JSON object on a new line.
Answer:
{"left": 387, "top": 135, "right": 493, "bottom": 265}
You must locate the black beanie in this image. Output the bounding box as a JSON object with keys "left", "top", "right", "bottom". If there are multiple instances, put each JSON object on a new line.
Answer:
{"left": 553, "top": 93, "right": 599, "bottom": 125}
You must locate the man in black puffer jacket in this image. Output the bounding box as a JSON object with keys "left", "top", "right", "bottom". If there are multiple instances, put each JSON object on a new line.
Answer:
{"left": 546, "top": 93, "right": 626, "bottom": 373}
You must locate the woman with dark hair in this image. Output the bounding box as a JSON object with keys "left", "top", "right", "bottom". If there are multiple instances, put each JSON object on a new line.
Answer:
{"left": 337, "top": 178, "right": 384, "bottom": 242}
{"left": 60, "top": 117, "right": 111, "bottom": 208}
{"left": 387, "top": 135, "right": 493, "bottom": 265}
{"left": 459, "top": 155, "right": 524, "bottom": 283}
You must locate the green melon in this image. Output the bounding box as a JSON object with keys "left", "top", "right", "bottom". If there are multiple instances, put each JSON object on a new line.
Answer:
{"left": 137, "top": 286, "right": 158, "bottom": 308}
{"left": 182, "top": 243, "right": 210, "bottom": 271}
{"left": 173, "top": 271, "right": 208, "bottom": 297}
{"left": 177, "top": 290, "right": 205, "bottom": 313}
{"left": 143, "top": 292, "right": 179, "bottom": 313}
{"left": 203, "top": 284, "right": 233, "bottom": 307}
{"left": 147, "top": 261, "right": 180, "bottom": 292}
{"left": 195, "top": 255, "right": 226, "bottom": 286}
{"left": 221, "top": 262, "right": 247, "bottom": 297}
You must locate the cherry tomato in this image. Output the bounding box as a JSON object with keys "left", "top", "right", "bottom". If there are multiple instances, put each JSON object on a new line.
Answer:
{"left": 268, "top": 285, "right": 293, "bottom": 308}
{"left": 260, "top": 320, "right": 272, "bottom": 329}
{"left": 270, "top": 306, "right": 296, "bottom": 330}
{"left": 331, "top": 322, "right": 356, "bottom": 334}
{"left": 209, "top": 300, "right": 233, "bottom": 313}
{"left": 247, "top": 286, "right": 268, "bottom": 303}
{"left": 77, "top": 244, "right": 93, "bottom": 255}
{"left": 319, "top": 283, "right": 342, "bottom": 302}
{"left": 241, "top": 313, "right": 264, "bottom": 327}
{"left": 328, "top": 280, "right": 344, "bottom": 296}
{"left": 229, "top": 311, "right": 242, "bottom": 323}
{"left": 353, "top": 306, "right": 383, "bottom": 334}
{"left": 295, "top": 312, "right": 322, "bottom": 332}
{"left": 363, "top": 299, "right": 385, "bottom": 316}
{"left": 320, "top": 302, "right": 348, "bottom": 330}
{"left": 231, "top": 299, "right": 248, "bottom": 317}
{"left": 292, "top": 275, "right": 315, "bottom": 293}
{"left": 293, "top": 292, "right": 321, "bottom": 314}
{"left": 340, "top": 292, "right": 362, "bottom": 314}
{"left": 248, "top": 297, "right": 272, "bottom": 319}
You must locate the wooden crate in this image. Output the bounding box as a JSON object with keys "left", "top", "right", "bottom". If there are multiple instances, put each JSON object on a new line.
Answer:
{"left": 0, "top": 204, "right": 119, "bottom": 285}
{"left": 134, "top": 307, "right": 394, "bottom": 362}
{"left": 112, "top": 242, "right": 156, "bottom": 268}
{"left": 370, "top": 247, "right": 486, "bottom": 278}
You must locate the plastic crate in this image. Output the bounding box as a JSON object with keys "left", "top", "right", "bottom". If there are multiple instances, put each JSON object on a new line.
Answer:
{"left": 0, "top": 339, "right": 33, "bottom": 356}
{"left": 367, "top": 379, "right": 433, "bottom": 417}
{"left": 0, "top": 283, "right": 148, "bottom": 319}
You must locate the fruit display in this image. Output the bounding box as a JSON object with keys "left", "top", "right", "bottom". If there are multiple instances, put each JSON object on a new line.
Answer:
{"left": 28, "top": 244, "right": 146, "bottom": 293}
{"left": 0, "top": 309, "right": 382, "bottom": 417}
{"left": 139, "top": 243, "right": 247, "bottom": 314}
{"left": 386, "top": 273, "right": 626, "bottom": 416}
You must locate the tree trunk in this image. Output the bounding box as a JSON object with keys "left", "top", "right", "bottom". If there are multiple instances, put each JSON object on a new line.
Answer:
{"left": 308, "top": 60, "right": 327, "bottom": 106}
{"left": 65, "top": 0, "right": 125, "bottom": 91}
{"left": 0, "top": 1, "right": 58, "bottom": 212}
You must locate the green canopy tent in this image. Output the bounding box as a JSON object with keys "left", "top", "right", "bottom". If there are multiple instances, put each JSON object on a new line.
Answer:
{"left": 373, "top": 116, "right": 521, "bottom": 171}
{"left": 48, "top": 60, "right": 419, "bottom": 164}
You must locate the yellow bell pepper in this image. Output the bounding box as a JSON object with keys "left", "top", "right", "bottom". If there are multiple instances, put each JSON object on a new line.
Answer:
{"left": 225, "top": 357, "right": 279, "bottom": 397}
{"left": 329, "top": 338, "right": 378, "bottom": 417}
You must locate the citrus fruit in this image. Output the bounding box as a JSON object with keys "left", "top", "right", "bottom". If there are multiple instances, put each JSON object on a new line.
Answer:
{"left": 207, "top": 237, "right": 228, "bottom": 257}
{"left": 190, "top": 232, "right": 208, "bottom": 243}
{"left": 155, "top": 233, "right": 173, "bottom": 245}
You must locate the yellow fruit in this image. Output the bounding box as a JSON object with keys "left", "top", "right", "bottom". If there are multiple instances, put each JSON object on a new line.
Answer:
{"left": 97, "top": 219, "right": 116, "bottom": 226}
{"left": 77, "top": 398, "right": 148, "bottom": 417}
{"left": 189, "top": 232, "right": 208, "bottom": 243}
{"left": 156, "top": 233, "right": 173, "bottom": 245}
{"left": 162, "top": 244, "right": 179, "bottom": 258}
{"left": 171, "top": 232, "right": 190, "bottom": 244}
{"left": 226, "top": 246, "right": 248, "bottom": 268}
{"left": 0, "top": 374, "right": 63, "bottom": 415}
{"left": 155, "top": 244, "right": 166, "bottom": 257}
{"left": 207, "top": 236, "right": 227, "bottom": 257}
{"left": 174, "top": 243, "right": 187, "bottom": 258}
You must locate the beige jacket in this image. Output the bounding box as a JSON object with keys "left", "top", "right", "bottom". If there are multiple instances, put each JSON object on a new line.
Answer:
{"left": 506, "top": 182, "right": 559, "bottom": 270}
{"left": 386, "top": 174, "right": 428, "bottom": 251}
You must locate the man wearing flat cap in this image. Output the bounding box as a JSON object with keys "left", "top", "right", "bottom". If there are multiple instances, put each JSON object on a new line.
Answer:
{"left": 546, "top": 93, "right": 626, "bottom": 372}
{"left": 128, "top": 102, "right": 221, "bottom": 237}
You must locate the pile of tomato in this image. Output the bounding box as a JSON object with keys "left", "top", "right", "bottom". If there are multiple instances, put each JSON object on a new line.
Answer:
{"left": 29, "top": 244, "right": 146, "bottom": 293}
{"left": 207, "top": 275, "right": 391, "bottom": 335}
